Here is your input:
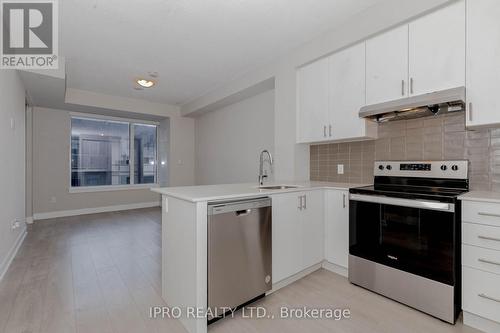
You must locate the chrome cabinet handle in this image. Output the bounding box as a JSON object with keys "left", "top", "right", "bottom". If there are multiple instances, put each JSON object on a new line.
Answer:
{"left": 298, "top": 196, "right": 303, "bottom": 210}
{"left": 478, "top": 212, "right": 500, "bottom": 218}
{"left": 478, "top": 258, "right": 500, "bottom": 267}
{"left": 468, "top": 102, "right": 473, "bottom": 122}
{"left": 401, "top": 80, "right": 405, "bottom": 96}
{"left": 323, "top": 125, "right": 327, "bottom": 138}
{"left": 478, "top": 293, "right": 500, "bottom": 303}
{"left": 478, "top": 235, "right": 500, "bottom": 242}
{"left": 410, "top": 78, "right": 414, "bottom": 94}
{"left": 303, "top": 195, "right": 307, "bottom": 210}
{"left": 329, "top": 124, "right": 332, "bottom": 137}
{"left": 342, "top": 194, "right": 346, "bottom": 209}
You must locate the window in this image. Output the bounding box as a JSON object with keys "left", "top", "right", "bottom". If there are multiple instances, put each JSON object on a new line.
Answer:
{"left": 71, "top": 115, "right": 158, "bottom": 189}
{"left": 134, "top": 124, "right": 157, "bottom": 184}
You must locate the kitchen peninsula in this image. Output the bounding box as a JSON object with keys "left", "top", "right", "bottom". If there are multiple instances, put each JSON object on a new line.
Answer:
{"left": 152, "top": 181, "right": 366, "bottom": 333}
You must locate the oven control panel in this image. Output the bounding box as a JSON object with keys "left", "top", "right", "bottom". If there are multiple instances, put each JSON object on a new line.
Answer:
{"left": 374, "top": 161, "right": 468, "bottom": 179}
{"left": 400, "top": 163, "right": 432, "bottom": 171}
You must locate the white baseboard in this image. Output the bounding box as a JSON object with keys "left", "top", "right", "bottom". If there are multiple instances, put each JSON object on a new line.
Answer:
{"left": 269, "top": 263, "right": 322, "bottom": 294}
{"left": 269, "top": 261, "right": 348, "bottom": 295}
{"left": 463, "top": 311, "right": 500, "bottom": 333}
{"left": 0, "top": 227, "right": 27, "bottom": 282}
{"left": 33, "top": 201, "right": 160, "bottom": 221}
{"left": 322, "top": 261, "right": 348, "bottom": 278}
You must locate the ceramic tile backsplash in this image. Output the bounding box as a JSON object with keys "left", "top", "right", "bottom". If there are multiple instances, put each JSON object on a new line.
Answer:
{"left": 310, "top": 113, "right": 500, "bottom": 191}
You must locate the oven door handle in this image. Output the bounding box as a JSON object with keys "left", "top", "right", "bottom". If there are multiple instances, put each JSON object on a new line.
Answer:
{"left": 349, "top": 194, "right": 455, "bottom": 212}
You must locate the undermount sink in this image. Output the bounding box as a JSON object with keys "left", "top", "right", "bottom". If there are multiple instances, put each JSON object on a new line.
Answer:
{"left": 258, "top": 185, "right": 298, "bottom": 190}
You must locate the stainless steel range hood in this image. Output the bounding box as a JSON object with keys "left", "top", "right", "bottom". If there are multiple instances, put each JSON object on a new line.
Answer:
{"left": 359, "top": 87, "right": 465, "bottom": 123}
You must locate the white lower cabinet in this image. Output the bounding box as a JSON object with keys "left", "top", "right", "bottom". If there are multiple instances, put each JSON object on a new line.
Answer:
{"left": 272, "top": 190, "right": 324, "bottom": 283}
{"left": 462, "top": 199, "right": 500, "bottom": 333}
{"left": 301, "top": 190, "right": 325, "bottom": 268}
{"left": 324, "top": 189, "right": 349, "bottom": 269}
{"left": 463, "top": 267, "right": 500, "bottom": 325}
{"left": 272, "top": 192, "right": 302, "bottom": 283}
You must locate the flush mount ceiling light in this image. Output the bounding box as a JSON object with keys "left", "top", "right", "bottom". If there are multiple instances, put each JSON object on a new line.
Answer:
{"left": 136, "top": 78, "right": 155, "bottom": 88}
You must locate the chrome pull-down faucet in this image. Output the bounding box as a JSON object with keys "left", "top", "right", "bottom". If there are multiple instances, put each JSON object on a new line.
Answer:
{"left": 258, "top": 150, "right": 273, "bottom": 186}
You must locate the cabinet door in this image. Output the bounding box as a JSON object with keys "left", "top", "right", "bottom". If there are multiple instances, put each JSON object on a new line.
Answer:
{"left": 324, "top": 190, "right": 349, "bottom": 268}
{"left": 271, "top": 192, "right": 303, "bottom": 283}
{"left": 328, "top": 43, "right": 367, "bottom": 140}
{"left": 301, "top": 190, "right": 325, "bottom": 269}
{"left": 408, "top": 0, "right": 465, "bottom": 96}
{"left": 466, "top": 0, "right": 500, "bottom": 128}
{"left": 297, "top": 58, "right": 329, "bottom": 143}
{"left": 366, "top": 25, "right": 409, "bottom": 105}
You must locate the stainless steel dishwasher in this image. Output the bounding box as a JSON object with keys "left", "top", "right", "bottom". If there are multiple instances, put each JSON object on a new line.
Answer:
{"left": 208, "top": 197, "right": 272, "bottom": 322}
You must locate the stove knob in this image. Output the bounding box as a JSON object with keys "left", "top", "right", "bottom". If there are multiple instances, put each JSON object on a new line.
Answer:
{"left": 440, "top": 165, "right": 447, "bottom": 171}
{"left": 378, "top": 165, "right": 384, "bottom": 170}
{"left": 452, "top": 165, "right": 459, "bottom": 171}
{"left": 386, "top": 165, "right": 392, "bottom": 170}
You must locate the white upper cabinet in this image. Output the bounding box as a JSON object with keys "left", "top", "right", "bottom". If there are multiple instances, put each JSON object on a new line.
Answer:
{"left": 296, "top": 0, "right": 471, "bottom": 142}
{"left": 408, "top": 0, "right": 465, "bottom": 96}
{"left": 466, "top": 0, "right": 500, "bottom": 128}
{"left": 296, "top": 43, "right": 377, "bottom": 144}
{"left": 296, "top": 58, "right": 329, "bottom": 143}
{"left": 365, "top": 1, "right": 465, "bottom": 103}
{"left": 328, "top": 43, "right": 375, "bottom": 141}
{"left": 366, "top": 25, "right": 409, "bottom": 105}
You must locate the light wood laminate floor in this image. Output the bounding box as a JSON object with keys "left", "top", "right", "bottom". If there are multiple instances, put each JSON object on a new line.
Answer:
{"left": 0, "top": 208, "right": 481, "bottom": 333}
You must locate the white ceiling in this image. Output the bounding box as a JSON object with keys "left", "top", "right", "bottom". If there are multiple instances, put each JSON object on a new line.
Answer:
{"left": 60, "top": 0, "right": 381, "bottom": 106}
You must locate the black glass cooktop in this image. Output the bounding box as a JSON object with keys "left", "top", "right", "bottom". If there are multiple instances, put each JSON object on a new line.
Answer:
{"left": 350, "top": 176, "right": 469, "bottom": 203}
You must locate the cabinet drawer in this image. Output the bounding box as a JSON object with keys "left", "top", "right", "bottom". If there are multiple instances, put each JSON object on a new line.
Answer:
{"left": 463, "top": 222, "right": 500, "bottom": 251}
{"left": 463, "top": 201, "right": 500, "bottom": 226}
{"left": 463, "top": 266, "right": 500, "bottom": 323}
{"left": 463, "top": 244, "right": 500, "bottom": 275}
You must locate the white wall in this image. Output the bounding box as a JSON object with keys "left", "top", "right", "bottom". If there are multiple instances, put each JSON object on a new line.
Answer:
{"left": 169, "top": 114, "right": 195, "bottom": 186}
{"left": 0, "top": 70, "right": 26, "bottom": 278}
{"left": 195, "top": 90, "right": 275, "bottom": 185}
{"left": 182, "top": 0, "right": 456, "bottom": 182}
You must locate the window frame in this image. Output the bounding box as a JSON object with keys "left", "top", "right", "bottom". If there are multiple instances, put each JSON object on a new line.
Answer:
{"left": 68, "top": 112, "right": 160, "bottom": 193}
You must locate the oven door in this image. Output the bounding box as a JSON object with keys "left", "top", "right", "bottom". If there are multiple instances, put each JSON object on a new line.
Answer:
{"left": 349, "top": 194, "right": 458, "bottom": 285}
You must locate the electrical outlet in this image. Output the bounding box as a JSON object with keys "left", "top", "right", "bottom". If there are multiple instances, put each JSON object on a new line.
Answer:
{"left": 11, "top": 219, "right": 21, "bottom": 230}
{"left": 50, "top": 196, "right": 57, "bottom": 203}
{"left": 337, "top": 164, "right": 344, "bottom": 175}
{"left": 10, "top": 118, "right": 15, "bottom": 130}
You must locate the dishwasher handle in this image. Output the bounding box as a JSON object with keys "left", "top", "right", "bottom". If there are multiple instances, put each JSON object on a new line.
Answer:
{"left": 236, "top": 209, "right": 252, "bottom": 217}
{"left": 208, "top": 197, "right": 271, "bottom": 215}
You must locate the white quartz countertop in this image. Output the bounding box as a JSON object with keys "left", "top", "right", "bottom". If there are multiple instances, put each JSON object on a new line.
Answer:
{"left": 151, "top": 181, "right": 369, "bottom": 203}
{"left": 458, "top": 191, "right": 500, "bottom": 204}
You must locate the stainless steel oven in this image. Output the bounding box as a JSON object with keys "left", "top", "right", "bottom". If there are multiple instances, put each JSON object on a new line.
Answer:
{"left": 348, "top": 161, "right": 469, "bottom": 324}
{"left": 350, "top": 195, "right": 456, "bottom": 285}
